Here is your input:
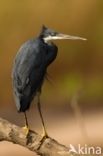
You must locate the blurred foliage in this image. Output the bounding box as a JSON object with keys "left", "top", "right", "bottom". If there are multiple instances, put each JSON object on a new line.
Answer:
{"left": 0, "top": 0, "right": 103, "bottom": 107}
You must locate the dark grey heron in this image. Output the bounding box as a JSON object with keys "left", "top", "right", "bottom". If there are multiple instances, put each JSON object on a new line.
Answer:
{"left": 12, "top": 25, "right": 86, "bottom": 138}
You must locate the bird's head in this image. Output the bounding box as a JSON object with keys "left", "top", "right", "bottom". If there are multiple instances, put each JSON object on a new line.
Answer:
{"left": 39, "top": 25, "right": 87, "bottom": 43}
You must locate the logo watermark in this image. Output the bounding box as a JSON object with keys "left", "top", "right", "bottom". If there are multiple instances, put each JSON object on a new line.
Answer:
{"left": 69, "top": 144, "right": 102, "bottom": 155}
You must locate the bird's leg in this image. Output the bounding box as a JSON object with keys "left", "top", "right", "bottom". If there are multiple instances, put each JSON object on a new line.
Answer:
{"left": 22, "top": 112, "right": 30, "bottom": 136}
{"left": 37, "top": 95, "right": 48, "bottom": 139}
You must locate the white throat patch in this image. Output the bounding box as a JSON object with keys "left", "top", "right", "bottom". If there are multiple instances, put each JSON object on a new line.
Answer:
{"left": 43, "top": 36, "right": 60, "bottom": 43}
{"left": 43, "top": 36, "right": 53, "bottom": 43}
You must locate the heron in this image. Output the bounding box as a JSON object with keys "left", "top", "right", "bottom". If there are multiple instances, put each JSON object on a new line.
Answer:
{"left": 12, "top": 25, "right": 86, "bottom": 139}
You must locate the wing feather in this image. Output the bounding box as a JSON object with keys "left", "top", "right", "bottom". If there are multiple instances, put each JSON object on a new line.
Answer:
{"left": 12, "top": 39, "right": 46, "bottom": 111}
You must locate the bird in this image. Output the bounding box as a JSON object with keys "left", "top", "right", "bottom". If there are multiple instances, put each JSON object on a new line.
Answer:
{"left": 12, "top": 25, "right": 86, "bottom": 139}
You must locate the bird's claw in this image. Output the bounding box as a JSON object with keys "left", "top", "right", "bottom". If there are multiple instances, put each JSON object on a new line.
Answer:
{"left": 37, "top": 132, "right": 49, "bottom": 150}
{"left": 40, "top": 130, "right": 49, "bottom": 142}
{"left": 22, "top": 125, "right": 30, "bottom": 137}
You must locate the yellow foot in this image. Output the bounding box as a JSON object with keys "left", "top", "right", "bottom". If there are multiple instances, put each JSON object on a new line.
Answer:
{"left": 41, "top": 130, "right": 48, "bottom": 140}
{"left": 22, "top": 125, "right": 29, "bottom": 136}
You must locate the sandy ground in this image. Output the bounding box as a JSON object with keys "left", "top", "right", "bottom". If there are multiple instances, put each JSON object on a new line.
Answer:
{"left": 0, "top": 106, "right": 103, "bottom": 156}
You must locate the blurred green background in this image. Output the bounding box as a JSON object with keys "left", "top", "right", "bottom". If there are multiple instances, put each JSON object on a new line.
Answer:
{"left": 0, "top": 1, "right": 103, "bottom": 155}
{"left": 0, "top": 0, "right": 103, "bottom": 109}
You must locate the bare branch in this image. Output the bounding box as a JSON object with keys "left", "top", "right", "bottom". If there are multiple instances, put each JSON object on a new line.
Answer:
{"left": 0, "top": 118, "right": 70, "bottom": 156}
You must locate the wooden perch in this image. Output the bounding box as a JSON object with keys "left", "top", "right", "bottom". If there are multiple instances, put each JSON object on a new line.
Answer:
{"left": 0, "top": 118, "right": 71, "bottom": 156}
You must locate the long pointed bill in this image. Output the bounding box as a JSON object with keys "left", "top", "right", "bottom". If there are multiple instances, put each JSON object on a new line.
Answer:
{"left": 54, "top": 33, "right": 87, "bottom": 41}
